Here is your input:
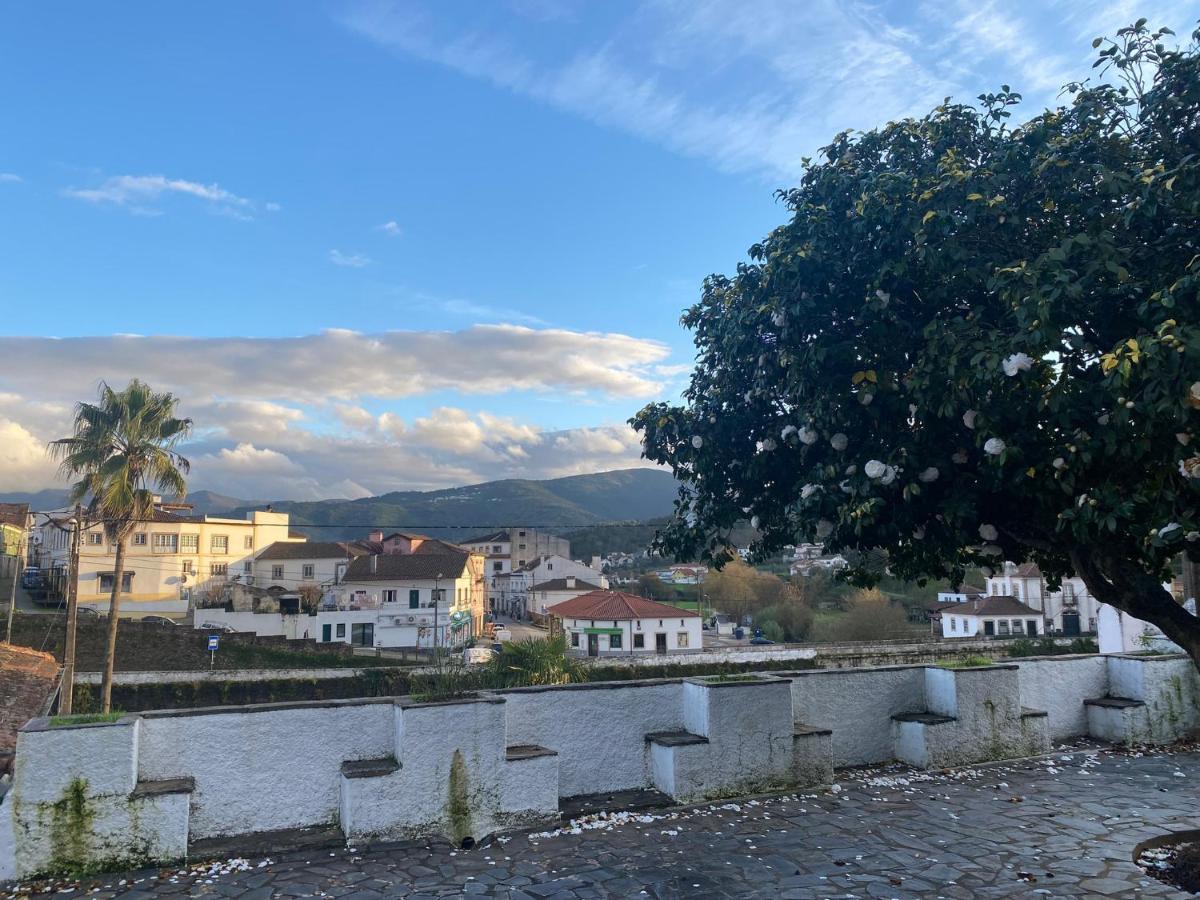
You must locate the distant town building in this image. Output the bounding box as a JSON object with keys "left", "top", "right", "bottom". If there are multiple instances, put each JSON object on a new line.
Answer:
{"left": 548, "top": 590, "right": 702, "bottom": 657}
{"left": 936, "top": 596, "right": 1043, "bottom": 638}
{"left": 985, "top": 563, "right": 1100, "bottom": 635}
{"left": 0, "top": 502, "right": 31, "bottom": 558}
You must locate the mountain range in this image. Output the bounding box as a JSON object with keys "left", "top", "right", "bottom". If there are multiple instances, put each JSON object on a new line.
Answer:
{"left": 0, "top": 468, "right": 679, "bottom": 544}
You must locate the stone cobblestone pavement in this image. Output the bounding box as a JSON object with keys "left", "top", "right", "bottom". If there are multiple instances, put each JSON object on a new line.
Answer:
{"left": 5, "top": 744, "right": 1198, "bottom": 899}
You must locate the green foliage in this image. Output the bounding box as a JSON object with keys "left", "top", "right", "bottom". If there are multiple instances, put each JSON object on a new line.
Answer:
{"left": 486, "top": 636, "right": 584, "bottom": 688}
{"left": 49, "top": 712, "right": 123, "bottom": 726}
{"left": 809, "top": 590, "right": 918, "bottom": 641}
{"left": 938, "top": 655, "right": 995, "bottom": 668}
{"left": 759, "top": 620, "right": 785, "bottom": 642}
{"left": 632, "top": 22, "right": 1200, "bottom": 661}
{"left": 1007, "top": 636, "right": 1099, "bottom": 657}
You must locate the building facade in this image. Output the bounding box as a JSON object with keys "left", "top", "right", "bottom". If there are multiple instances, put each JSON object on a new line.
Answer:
{"left": 32, "top": 506, "right": 296, "bottom": 616}
{"left": 985, "top": 563, "right": 1100, "bottom": 634}
{"left": 251, "top": 541, "right": 368, "bottom": 593}
{"left": 548, "top": 590, "right": 702, "bottom": 657}
{"left": 937, "top": 596, "right": 1043, "bottom": 639}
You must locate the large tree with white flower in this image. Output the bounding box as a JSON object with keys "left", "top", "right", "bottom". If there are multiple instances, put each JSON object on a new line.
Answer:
{"left": 632, "top": 22, "right": 1200, "bottom": 668}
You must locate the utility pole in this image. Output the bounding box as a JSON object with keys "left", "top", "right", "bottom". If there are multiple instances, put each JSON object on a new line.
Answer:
{"left": 4, "top": 532, "right": 23, "bottom": 644}
{"left": 60, "top": 505, "right": 82, "bottom": 715}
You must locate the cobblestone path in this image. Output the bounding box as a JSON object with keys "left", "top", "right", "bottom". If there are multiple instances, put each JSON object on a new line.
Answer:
{"left": 6, "top": 745, "right": 1198, "bottom": 899}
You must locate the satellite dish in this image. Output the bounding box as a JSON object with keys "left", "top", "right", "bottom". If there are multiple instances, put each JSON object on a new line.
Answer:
{"left": 180, "top": 575, "right": 189, "bottom": 584}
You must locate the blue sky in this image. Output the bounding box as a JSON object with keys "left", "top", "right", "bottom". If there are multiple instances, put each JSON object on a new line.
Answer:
{"left": 1, "top": 0, "right": 1195, "bottom": 499}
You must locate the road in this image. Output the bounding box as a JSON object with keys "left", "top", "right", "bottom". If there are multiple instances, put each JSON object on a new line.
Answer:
{"left": 491, "top": 613, "right": 546, "bottom": 642}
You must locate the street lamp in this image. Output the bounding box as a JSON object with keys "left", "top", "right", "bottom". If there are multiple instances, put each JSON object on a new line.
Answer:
{"left": 433, "top": 572, "right": 444, "bottom": 658}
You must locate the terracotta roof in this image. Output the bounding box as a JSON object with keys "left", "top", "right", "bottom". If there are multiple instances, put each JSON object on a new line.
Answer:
{"left": 414, "top": 538, "right": 472, "bottom": 556}
{"left": 0, "top": 502, "right": 30, "bottom": 529}
{"left": 546, "top": 590, "right": 700, "bottom": 620}
{"left": 530, "top": 578, "right": 602, "bottom": 593}
{"left": 256, "top": 541, "right": 368, "bottom": 561}
{"left": 383, "top": 532, "right": 427, "bottom": 542}
{"left": 343, "top": 552, "right": 469, "bottom": 582}
{"left": 952, "top": 595, "right": 1042, "bottom": 617}
{"left": 0, "top": 644, "right": 58, "bottom": 766}
{"left": 1011, "top": 563, "right": 1042, "bottom": 578}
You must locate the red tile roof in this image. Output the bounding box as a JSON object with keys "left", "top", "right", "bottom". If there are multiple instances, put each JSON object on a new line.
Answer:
{"left": 546, "top": 590, "right": 699, "bottom": 620}
{"left": 0, "top": 644, "right": 58, "bottom": 768}
{"left": 953, "top": 595, "right": 1042, "bottom": 617}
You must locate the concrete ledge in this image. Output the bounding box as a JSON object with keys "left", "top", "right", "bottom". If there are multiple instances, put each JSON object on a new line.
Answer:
{"left": 1020, "top": 707, "right": 1049, "bottom": 718}
{"left": 793, "top": 724, "right": 833, "bottom": 736}
{"left": 506, "top": 744, "right": 557, "bottom": 761}
{"left": 645, "top": 731, "right": 709, "bottom": 747}
{"left": 341, "top": 757, "right": 400, "bottom": 779}
{"left": 1084, "top": 696, "right": 1146, "bottom": 709}
{"left": 892, "top": 712, "right": 955, "bottom": 725}
{"left": 132, "top": 777, "right": 195, "bottom": 798}
{"left": 190, "top": 824, "right": 343, "bottom": 859}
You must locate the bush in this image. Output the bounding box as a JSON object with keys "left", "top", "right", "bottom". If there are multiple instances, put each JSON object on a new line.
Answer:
{"left": 759, "top": 620, "right": 785, "bottom": 642}
{"left": 1007, "top": 636, "right": 1099, "bottom": 657}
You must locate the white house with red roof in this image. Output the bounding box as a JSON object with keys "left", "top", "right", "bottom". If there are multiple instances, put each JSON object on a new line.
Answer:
{"left": 936, "top": 595, "right": 1044, "bottom": 639}
{"left": 547, "top": 589, "right": 702, "bottom": 657}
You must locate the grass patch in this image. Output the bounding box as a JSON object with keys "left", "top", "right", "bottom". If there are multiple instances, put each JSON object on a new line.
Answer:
{"left": 699, "top": 674, "right": 763, "bottom": 683}
{"left": 49, "top": 712, "right": 123, "bottom": 727}
{"left": 937, "top": 655, "right": 994, "bottom": 668}
{"left": 1006, "top": 636, "right": 1098, "bottom": 658}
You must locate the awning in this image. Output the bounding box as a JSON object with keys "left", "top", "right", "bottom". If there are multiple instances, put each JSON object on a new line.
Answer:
{"left": 583, "top": 627, "right": 622, "bottom": 635}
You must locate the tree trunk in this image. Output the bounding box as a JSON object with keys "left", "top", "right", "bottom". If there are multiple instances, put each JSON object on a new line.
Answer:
{"left": 100, "top": 537, "right": 125, "bottom": 713}
{"left": 1071, "top": 548, "right": 1200, "bottom": 672}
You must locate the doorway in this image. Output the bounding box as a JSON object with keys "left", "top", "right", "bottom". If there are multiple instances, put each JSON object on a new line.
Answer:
{"left": 983, "top": 621, "right": 995, "bottom": 637}
{"left": 655, "top": 633, "right": 667, "bottom": 653}
{"left": 1062, "top": 612, "right": 1081, "bottom": 636}
{"left": 351, "top": 622, "right": 374, "bottom": 647}
{"left": 587, "top": 634, "right": 599, "bottom": 657}
{"left": 1026, "top": 619, "right": 1038, "bottom": 636}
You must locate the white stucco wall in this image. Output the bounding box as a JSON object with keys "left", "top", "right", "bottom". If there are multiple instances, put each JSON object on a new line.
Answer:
{"left": 1015, "top": 655, "right": 1109, "bottom": 740}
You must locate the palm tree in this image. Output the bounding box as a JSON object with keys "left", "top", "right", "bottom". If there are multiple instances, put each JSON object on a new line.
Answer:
{"left": 49, "top": 380, "right": 192, "bottom": 711}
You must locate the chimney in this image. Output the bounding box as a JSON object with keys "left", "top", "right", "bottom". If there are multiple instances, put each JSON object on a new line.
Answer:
{"left": 566, "top": 576, "right": 576, "bottom": 589}
{"left": 370, "top": 554, "right": 378, "bottom": 574}
{"left": 369, "top": 530, "right": 384, "bottom": 543}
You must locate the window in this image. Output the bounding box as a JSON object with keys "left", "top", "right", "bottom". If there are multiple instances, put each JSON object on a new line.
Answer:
{"left": 382, "top": 589, "right": 397, "bottom": 604}
{"left": 492, "top": 545, "right": 501, "bottom": 553}
{"left": 519, "top": 543, "right": 526, "bottom": 550}
{"left": 518, "top": 531, "right": 526, "bottom": 537}
{"left": 571, "top": 632, "right": 579, "bottom": 647}
{"left": 244, "top": 536, "right": 254, "bottom": 550}
{"left": 153, "top": 533, "right": 179, "bottom": 552}
{"left": 997, "top": 620, "right": 1010, "bottom": 635}
{"left": 1011, "top": 619, "right": 1024, "bottom": 633}
{"left": 633, "top": 633, "right": 644, "bottom": 649}
{"left": 547, "top": 563, "right": 553, "bottom": 571}
{"left": 98, "top": 573, "right": 133, "bottom": 593}
{"left": 409, "top": 589, "right": 420, "bottom": 609}
{"left": 243, "top": 561, "right": 252, "bottom": 574}
{"left": 86, "top": 533, "right": 103, "bottom": 545}
{"left": 211, "top": 563, "right": 228, "bottom": 577}
{"left": 132, "top": 533, "right": 147, "bottom": 546}
{"left": 272, "top": 565, "right": 284, "bottom": 580}
{"left": 180, "top": 534, "right": 198, "bottom": 552}
{"left": 951, "top": 617, "right": 957, "bottom": 632}
{"left": 182, "top": 560, "right": 194, "bottom": 575}
{"left": 610, "top": 632, "right": 622, "bottom": 649}
{"left": 302, "top": 564, "right": 315, "bottom": 579}
{"left": 677, "top": 631, "right": 690, "bottom": 648}
{"left": 211, "top": 535, "right": 229, "bottom": 554}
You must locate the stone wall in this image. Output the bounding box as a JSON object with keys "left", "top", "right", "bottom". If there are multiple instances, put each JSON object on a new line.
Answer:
{"left": 2, "top": 652, "right": 1197, "bottom": 879}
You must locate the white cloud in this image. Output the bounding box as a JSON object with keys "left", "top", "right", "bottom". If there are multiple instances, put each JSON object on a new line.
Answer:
{"left": 377, "top": 220, "right": 402, "bottom": 236}
{"left": 62, "top": 174, "right": 264, "bottom": 218}
{"left": 0, "top": 418, "right": 57, "bottom": 491}
{"left": 329, "top": 249, "right": 372, "bottom": 268}
{"left": 0, "top": 173, "right": 20, "bottom": 183}
{"left": 0, "top": 327, "right": 671, "bottom": 402}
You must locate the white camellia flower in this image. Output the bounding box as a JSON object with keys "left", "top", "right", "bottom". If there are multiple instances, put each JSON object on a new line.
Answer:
{"left": 865, "top": 459, "right": 887, "bottom": 479}
{"left": 771, "top": 311, "right": 786, "bottom": 327}
{"left": 781, "top": 424, "right": 798, "bottom": 441}
{"left": 859, "top": 392, "right": 874, "bottom": 406}
{"left": 1191, "top": 382, "right": 1200, "bottom": 402}
{"left": 1077, "top": 494, "right": 1089, "bottom": 507}
{"left": 908, "top": 404, "right": 918, "bottom": 417}
{"left": 876, "top": 289, "right": 890, "bottom": 303}
{"left": 840, "top": 480, "right": 852, "bottom": 493}
{"left": 815, "top": 519, "right": 833, "bottom": 538}
{"left": 963, "top": 409, "right": 979, "bottom": 429}
{"left": 952, "top": 450, "right": 968, "bottom": 464}
{"left": 1002, "top": 352, "right": 1034, "bottom": 376}
{"left": 1052, "top": 457, "right": 1066, "bottom": 470}
{"left": 879, "top": 466, "right": 897, "bottom": 485}
{"left": 691, "top": 435, "right": 703, "bottom": 449}
{"left": 981, "top": 544, "right": 1003, "bottom": 557}
{"left": 845, "top": 465, "right": 857, "bottom": 475}
{"left": 800, "top": 483, "right": 819, "bottom": 499}
{"left": 1188, "top": 531, "right": 1200, "bottom": 542}
{"left": 979, "top": 523, "right": 999, "bottom": 541}
{"left": 830, "top": 433, "right": 848, "bottom": 451}
{"left": 1097, "top": 413, "right": 1110, "bottom": 426}
{"left": 1159, "top": 523, "right": 1181, "bottom": 539}
{"left": 751, "top": 515, "right": 760, "bottom": 529}
{"left": 918, "top": 467, "right": 939, "bottom": 483}
{"left": 984, "top": 437, "right": 1006, "bottom": 456}
{"left": 761, "top": 437, "right": 777, "bottom": 452}
{"left": 799, "top": 426, "right": 818, "bottom": 445}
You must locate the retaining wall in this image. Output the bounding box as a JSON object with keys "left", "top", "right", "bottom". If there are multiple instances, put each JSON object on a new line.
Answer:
{"left": 2, "top": 652, "right": 1196, "bottom": 879}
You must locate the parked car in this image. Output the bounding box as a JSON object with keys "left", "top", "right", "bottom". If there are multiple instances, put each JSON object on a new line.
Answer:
{"left": 21, "top": 566, "right": 43, "bottom": 589}
{"left": 494, "top": 627, "right": 513, "bottom": 642}
{"left": 749, "top": 636, "right": 775, "bottom": 645}
{"left": 141, "top": 615, "right": 178, "bottom": 626}
{"left": 76, "top": 607, "right": 99, "bottom": 617}
{"left": 462, "top": 646, "right": 495, "bottom": 665}
{"left": 198, "top": 621, "right": 236, "bottom": 633}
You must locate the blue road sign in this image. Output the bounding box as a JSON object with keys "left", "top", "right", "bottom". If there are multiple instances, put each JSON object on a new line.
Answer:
{"left": 207, "top": 635, "right": 220, "bottom": 651}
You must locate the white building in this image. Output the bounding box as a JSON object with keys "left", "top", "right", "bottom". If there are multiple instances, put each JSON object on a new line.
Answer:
{"left": 985, "top": 563, "right": 1100, "bottom": 634}
{"left": 32, "top": 504, "right": 296, "bottom": 616}
{"left": 491, "top": 554, "right": 606, "bottom": 618}
{"left": 1097, "top": 597, "right": 1196, "bottom": 654}
{"left": 937, "top": 596, "right": 1044, "bottom": 639}
{"left": 252, "top": 541, "right": 369, "bottom": 593}
{"left": 548, "top": 590, "right": 703, "bottom": 657}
